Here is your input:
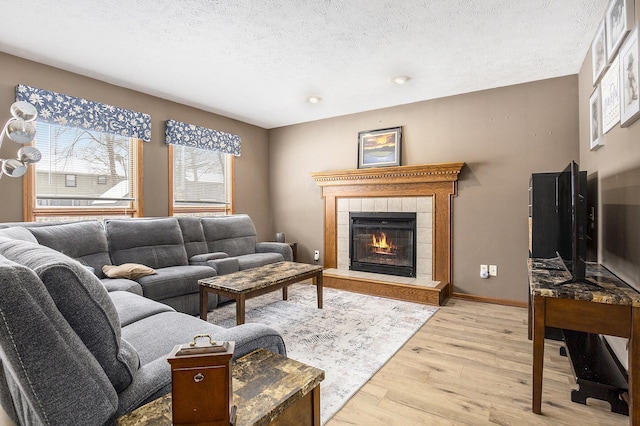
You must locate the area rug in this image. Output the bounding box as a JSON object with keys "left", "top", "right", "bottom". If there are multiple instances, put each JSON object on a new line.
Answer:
{"left": 206, "top": 283, "right": 438, "bottom": 424}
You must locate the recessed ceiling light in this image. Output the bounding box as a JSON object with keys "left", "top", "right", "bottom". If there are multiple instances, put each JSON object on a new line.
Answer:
{"left": 392, "top": 76, "right": 411, "bottom": 85}
{"left": 308, "top": 96, "right": 322, "bottom": 104}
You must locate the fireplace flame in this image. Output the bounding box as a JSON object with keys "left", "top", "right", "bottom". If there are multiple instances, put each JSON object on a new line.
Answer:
{"left": 371, "top": 232, "right": 396, "bottom": 254}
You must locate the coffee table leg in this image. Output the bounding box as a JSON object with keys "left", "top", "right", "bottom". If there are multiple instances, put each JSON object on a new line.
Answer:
{"left": 199, "top": 286, "right": 208, "bottom": 320}
{"left": 236, "top": 296, "right": 246, "bottom": 325}
{"left": 283, "top": 286, "right": 288, "bottom": 301}
{"left": 316, "top": 272, "right": 323, "bottom": 309}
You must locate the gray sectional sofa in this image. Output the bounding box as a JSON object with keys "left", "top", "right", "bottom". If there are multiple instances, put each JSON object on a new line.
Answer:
{"left": 0, "top": 214, "right": 292, "bottom": 425}
{"left": 0, "top": 214, "right": 293, "bottom": 315}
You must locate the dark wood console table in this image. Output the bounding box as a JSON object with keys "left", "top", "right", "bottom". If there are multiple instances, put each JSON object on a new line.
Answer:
{"left": 528, "top": 258, "right": 640, "bottom": 424}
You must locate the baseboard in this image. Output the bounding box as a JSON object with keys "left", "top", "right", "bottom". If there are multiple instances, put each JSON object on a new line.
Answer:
{"left": 452, "top": 292, "right": 527, "bottom": 308}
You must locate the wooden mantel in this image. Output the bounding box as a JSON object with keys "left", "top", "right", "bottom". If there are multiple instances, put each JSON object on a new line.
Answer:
{"left": 310, "top": 162, "right": 464, "bottom": 305}
{"left": 310, "top": 162, "right": 464, "bottom": 187}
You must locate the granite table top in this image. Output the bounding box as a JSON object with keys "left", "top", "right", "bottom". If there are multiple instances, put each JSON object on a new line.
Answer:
{"left": 528, "top": 257, "right": 640, "bottom": 307}
{"left": 199, "top": 261, "right": 323, "bottom": 294}
{"left": 117, "top": 348, "right": 325, "bottom": 426}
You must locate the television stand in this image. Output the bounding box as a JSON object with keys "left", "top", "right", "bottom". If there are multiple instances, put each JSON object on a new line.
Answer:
{"left": 562, "top": 329, "right": 628, "bottom": 414}
{"left": 528, "top": 258, "right": 640, "bottom": 424}
{"left": 557, "top": 277, "right": 606, "bottom": 290}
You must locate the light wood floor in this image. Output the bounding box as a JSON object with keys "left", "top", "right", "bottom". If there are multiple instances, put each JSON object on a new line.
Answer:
{"left": 326, "top": 298, "right": 629, "bottom": 426}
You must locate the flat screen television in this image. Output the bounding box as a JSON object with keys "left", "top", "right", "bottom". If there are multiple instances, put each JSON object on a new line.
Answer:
{"left": 556, "top": 160, "right": 591, "bottom": 285}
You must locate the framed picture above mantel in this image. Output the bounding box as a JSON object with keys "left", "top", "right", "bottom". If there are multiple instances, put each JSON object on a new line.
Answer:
{"left": 357, "top": 126, "right": 402, "bottom": 169}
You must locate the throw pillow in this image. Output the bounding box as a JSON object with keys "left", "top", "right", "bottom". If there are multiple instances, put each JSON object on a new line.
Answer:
{"left": 103, "top": 263, "right": 156, "bottom": 279}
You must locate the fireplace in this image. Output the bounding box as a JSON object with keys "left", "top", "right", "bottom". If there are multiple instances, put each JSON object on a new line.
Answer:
{"left": 349, "top": 212, "right": 417, "bottom": 277}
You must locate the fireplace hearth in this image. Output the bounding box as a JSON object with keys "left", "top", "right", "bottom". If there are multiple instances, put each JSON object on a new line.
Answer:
{"left": 349, "top": 212, "right": 417, "bottom": 277}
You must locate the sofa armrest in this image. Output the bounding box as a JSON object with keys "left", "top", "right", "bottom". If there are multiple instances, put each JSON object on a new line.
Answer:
{"left": 208, "top": 257, "right": 240, "bottom": 275}
{"left": 255, "top": 242, "right": 293, "bottom": 261}
{"left": 101, "top": 278, "right": 143, "bottom": 295}
{"left": 189, "top": 252, "right": 228, "bottom": 263}
{"left": 215, "top": 323, "right": 287, "bottom": 359}
{"left": 0, "top": 257, "right": 119, "bottom": 425}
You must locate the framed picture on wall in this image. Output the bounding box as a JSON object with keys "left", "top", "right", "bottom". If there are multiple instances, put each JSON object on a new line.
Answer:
{"left": 592, "top": 19, "right": 608, "bottom": 84}
{"left": 606, "top": 0, "right": 635, "bottom": 61}
{"left": 357, "top": 126, "right": 402, "bottom": 169}
{"left": 620, "top": 23, "right": 640, "bottom": 127}
{"left": 590, "top": 86, "right": 604, "bottom": 150}
{"left": 601, "top": 55, "right": 621, "bottom": 133}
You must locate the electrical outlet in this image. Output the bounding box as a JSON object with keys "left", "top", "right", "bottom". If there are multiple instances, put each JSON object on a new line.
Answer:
{"left": 480, "top": 264, "right": 489, "bottom": 279}
{"left": 314, "top": 250, "right": 320, "bottom": 261}
{"left": 489, "top": 265, "right": 498, "bottom": 276}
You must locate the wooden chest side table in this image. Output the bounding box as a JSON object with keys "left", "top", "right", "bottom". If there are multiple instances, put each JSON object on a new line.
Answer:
{"left": 117, "top": 348, "right": 325, "bottom": 426}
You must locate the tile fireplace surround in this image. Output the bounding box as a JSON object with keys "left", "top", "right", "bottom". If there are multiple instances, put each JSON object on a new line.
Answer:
{"left": 336, "top": 196, "right": 433, "bottom": 281}
{"left": 311, "top": 162, "right": 464, "bottom": 306}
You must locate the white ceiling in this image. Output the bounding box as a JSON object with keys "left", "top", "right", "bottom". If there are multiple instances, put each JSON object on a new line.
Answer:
{"left": 0, "top": 0, "right": 608, "bottom": 129}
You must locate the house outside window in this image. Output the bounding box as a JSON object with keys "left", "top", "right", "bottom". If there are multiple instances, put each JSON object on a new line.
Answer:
{"left": 26, "top": 122, "right": 142, "bottom": 221}
{"left": 17, "top": 85, "right": 150, "bottom": 222}
{"left": 170, "top": 144, "right": 232, "bottom": 216}
{"left": 165, "top": 119, "right": 239, "bottom": 217}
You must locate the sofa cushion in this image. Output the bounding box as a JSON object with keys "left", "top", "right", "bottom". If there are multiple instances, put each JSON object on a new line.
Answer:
{"left": 0, "top": 226, "right": 37, "bottom": 243}
{"left": 105, "top": 218, "right": 189, "bottom": 268}
{"left": 177, "top": 216, "right": 208, "bottom": 259}
{"left": 0, "top": 237, "right": 139, "bottom": 393}
{"left": 121, "top": 311, "right": 286, "bottom": 365}
{"left": 103, "top": 263, "right": 157, "bottom": 279}
{"left": 27, "top": 221, "right": 113, "bottom": 279}
{"left": 109, "top": 291, "right": 175, "bottom": 327}
{"left": 201, "top": 215, "right": 257, "bottom": 257}
{"left": 136, "top": 265, "right": 215, "bottom": 301}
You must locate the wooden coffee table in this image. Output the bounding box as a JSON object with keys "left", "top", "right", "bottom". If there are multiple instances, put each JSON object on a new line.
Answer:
{"left": 117, "top": 348, "right": 325, "bottom": 426}
{"left": 199, "top": 261, "right": 323, "bottom": 324}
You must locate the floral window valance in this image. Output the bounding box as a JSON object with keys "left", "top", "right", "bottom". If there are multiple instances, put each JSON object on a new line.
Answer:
{"left": 15, "top": 84, "right": 152, "bottom": 142}
{"left": 165, "top": 119, "right": 241, "bottom": 156}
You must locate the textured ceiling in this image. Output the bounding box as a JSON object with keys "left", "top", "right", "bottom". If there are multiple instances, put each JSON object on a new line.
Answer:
{"left": 0, "top": 0, "right": 608, "bottom": 129}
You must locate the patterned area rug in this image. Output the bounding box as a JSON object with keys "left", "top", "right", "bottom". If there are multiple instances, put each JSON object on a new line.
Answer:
{"left": 206, "top": 283, "right": 438, "bottom": 424}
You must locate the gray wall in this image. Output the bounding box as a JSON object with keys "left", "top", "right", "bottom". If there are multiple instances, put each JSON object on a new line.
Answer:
{"left": 269, "top": 76, "right": 579, "bottom": 303}
{"left": 0, "top": 52, "right": 272, "bottom": 241}
{"left": 576, "top": 0, "right": 640, "bottom": 368}
{"left": 5, "top": 49, "right": 618, "bottom": 305}
{"left": 578, "top": 0, "right": 640, "bottom": 292}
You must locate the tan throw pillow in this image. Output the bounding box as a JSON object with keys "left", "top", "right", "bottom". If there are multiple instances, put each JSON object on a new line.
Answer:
{"left": 102, "top": 263, "right": 156, "bottom": 279}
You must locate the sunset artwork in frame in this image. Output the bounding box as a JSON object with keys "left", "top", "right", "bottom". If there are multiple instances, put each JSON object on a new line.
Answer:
{"left": 357, "top": 127, "right": 402, "bottom": 169}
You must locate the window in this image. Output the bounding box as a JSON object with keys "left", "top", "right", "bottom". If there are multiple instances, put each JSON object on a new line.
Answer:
{"left": 64, "top": 174, "right": 77, "bottom": 187}
{"left": 170, "top": 144, "right": 233, "bottom": 216}
{"left": 25, "top": 122, "right": 142, "bottom": 221}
